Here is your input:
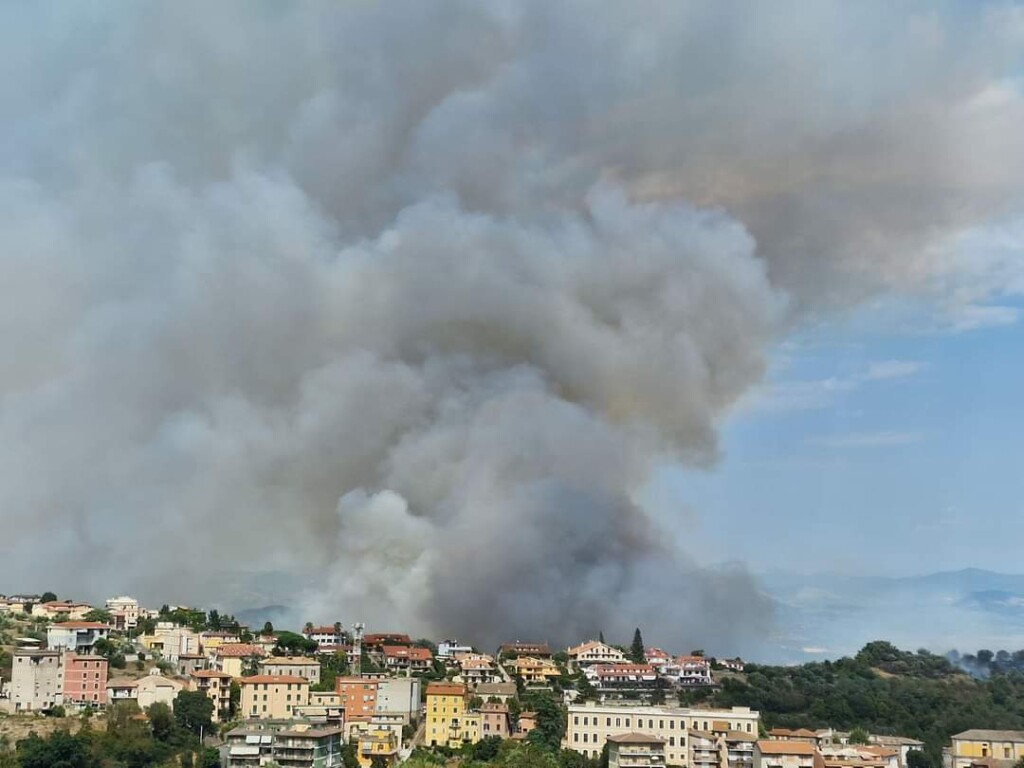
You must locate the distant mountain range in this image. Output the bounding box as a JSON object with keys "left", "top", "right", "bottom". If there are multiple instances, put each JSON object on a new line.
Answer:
{"left": 757, "top": 567, "right": 1024, "bottom": 664}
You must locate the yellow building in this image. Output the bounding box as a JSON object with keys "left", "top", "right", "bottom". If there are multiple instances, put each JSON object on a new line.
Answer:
{"left": 426, "top": 682, "right": 470, "bottom": 748}
{"left": 357, "top": 728, "right": 400, "bottom": 768}
{"left": 240, "top": 674, "right": 309, "bottom": 720}
{"left": 190, "top": 670, "right": 233, "bottom": 723}
{"left": 951, "top": 730, "right": 1024, "bottom": 768}
{"left": 507, "top": 655, "right": 561, "bottom": 685}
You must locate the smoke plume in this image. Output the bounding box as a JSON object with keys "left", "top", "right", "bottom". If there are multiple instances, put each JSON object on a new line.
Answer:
{"left": 1, "top": 1, "right": 1022, "bottom": 653}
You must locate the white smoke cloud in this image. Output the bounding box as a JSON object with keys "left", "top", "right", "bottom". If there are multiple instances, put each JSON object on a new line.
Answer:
{"left": 1, "top": 0, "right": 1022, "bottom": 653}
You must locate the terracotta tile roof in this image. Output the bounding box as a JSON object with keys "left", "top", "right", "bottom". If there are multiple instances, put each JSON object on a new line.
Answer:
{"left": 759, "top": 741, "right": 818, "bottom": 756}
{"left": 215, "top": 643, "right": 266, "bottom": 658}
{"left": 427, "top": 682, "right": 467, "bottom": 696}
{"left": 192, "top": 670, "right": 232, "bottom": 678}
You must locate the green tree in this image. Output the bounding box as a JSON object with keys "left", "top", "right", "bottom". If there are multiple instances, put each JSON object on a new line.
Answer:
{"left": 907, "top": 750, "right": 933, "bottom": 768}
{"left": 848, "top": 727, "right": 870, "bottom": 745}
{"left": 471, "top": 736, "right": 504, "bottom": 762}
{"left": 262, "top": 621, "right": 274, "bottom": 635}
{"left": 630, "top": 628, "right": 645, "bottom": 664}
{"left": 17, "top": 730, "right": 97, "bottom": 768}
{"left": 148, "top": 702, "right": 175, "bottom": 742}
{"left": 82, "top": 609, "right": 112, "bottom": 624}
{"left": 40, "top": 591, "right": 57, "bottom": 603}
{"left": 173, "top": 690, "right": 214, "bottom": 737}
{"left": 341, "top": 743, "right": 360, "bottom": 768}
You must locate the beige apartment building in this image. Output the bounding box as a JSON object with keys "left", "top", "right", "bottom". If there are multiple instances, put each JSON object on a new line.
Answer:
{"left": 756, "top": 740, "right": 817, "bottom": 768}
{"left": 608, "top": 733, "right": 667, "bottom": 768}
{"left": 565, "top": 703, "right": 760, "bottom": 765}
{"left": 10, "top": 649, "right": 64, "bottom": 712}
{"left": 258, "top": 656, "right": 321, "bottom": 685}
{"left": 192, "top": 669, "right": 233, "bottom": 722}
{"left": 241, "top": 674, "right": 310, "bottom": 719}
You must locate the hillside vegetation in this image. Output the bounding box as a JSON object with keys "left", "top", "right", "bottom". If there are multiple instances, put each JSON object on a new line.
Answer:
{"left": 688, "top": 642, "right": 1024, "bottom": 763}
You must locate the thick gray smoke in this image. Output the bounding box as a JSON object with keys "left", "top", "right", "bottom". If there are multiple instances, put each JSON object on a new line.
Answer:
{"left": 1, "top": 1, "right": 1022, "bottom": 653}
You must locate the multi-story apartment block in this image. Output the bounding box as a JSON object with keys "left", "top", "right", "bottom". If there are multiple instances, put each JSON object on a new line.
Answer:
{"left": 438, "top": 640, "right": 474, "bottom": 658}
{"left": 139, "top": 623, "right": 200, "bottom": 662}
{"left": 213, "top": 644, "right": 267, "bottom": 678}
{"left": 585, "top": 663, "right": 659, "bottom": 693}
{"left": 568, "top": 641, "right": 628, "bottom": 668}
{"left": 506, "top": 656, "right": 561, "bottom": 685}
{"left": 426, "top": 682, "right": 469, "bottom": 748}
{"left": 564, "top": 702, "right": 760, "bottom": 764}
{"left": 225, "top": 721, "right": 344, "bottom": 768}
{"left": 105, "top": 596, "right": 141, "bottom": 631}
{"left": 47, "top": 622, "right": 110, "bottom": 653}
{"left": 335, "top": 677, "right": 379, "bottom": 722}
{"left": 63, "top": 653, "right": 108, "bottom": 707}
{"left": 950, "top": 730, "right": 1024, "bottom": 768}
{"left": 240, "top": 675, "right": 310, "bottom": 720}
{"left": 375, "top": 677, "right": 422, "bottom": 723}
{"left": 303, "top": 626, "right": 345, "bottom": 647}
{"left": 10, "top": 649, "right": 64, "bottom": 712}
{"left": 608, "top": 733, "right": 668, "bottom": 768}
{"left": 756, "top": 740, "right": 817, "bottom": 768}
{"left": 380, "top": 645, "right": 433, "bottom": 672}
{"left": 356, "top": 727, "right": 400, "bottom": 768}
{"left": 498, "top": 642, "right": 552, "bottom": 659}
{"left": 480, "top": 702, "right": 511, "bottom": 739}
{"left": 192, "top": 669, "right": 233, "bottom": 722}
{"left": 259, "top": 656, "right": 321, "bottom": 684}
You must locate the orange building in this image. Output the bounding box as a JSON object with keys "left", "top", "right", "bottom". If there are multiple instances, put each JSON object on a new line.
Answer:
{"left": 63, "top": 652, "right": 108, "bottom": 707}
{"left": 336, "top": 676, "right": 379, "bottom": 721}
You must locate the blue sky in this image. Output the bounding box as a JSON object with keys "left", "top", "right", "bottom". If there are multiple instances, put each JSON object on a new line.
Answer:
{"left": 646, "top": 292, "right": 1024, "bottom": 577}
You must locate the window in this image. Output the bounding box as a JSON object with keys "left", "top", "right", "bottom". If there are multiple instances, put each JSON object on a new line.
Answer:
{"left": 574, "top": 716, "right": 579, "bottom": 725}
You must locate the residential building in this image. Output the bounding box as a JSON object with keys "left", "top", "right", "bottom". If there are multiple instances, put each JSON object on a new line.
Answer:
{"left": 199, "top": 630, "right": 242, "bottom": 654}
{"left": 380, "top": 645, "right": 433, "bottom": 672}
{"left": 726, "top": 731, "right": 758, "bottom": 768}
{"left": 304, "top": 626, "right": 345, "bottom": 647}
{"left": 476, "top": 682, "right": 517, "bottom": 702}
{"left": 568, "top": 641, "right": 628, "bottom": 668}
{"left": 564, "top": 702, "right": 760, "bottom": 764}
{"left": 10, "top": 649, "right": 64, "bottom": 712}
{"left": 498, "top": 642, "right": 552, "bottom": 659}
{"left": 363, "top": 633, "right": 412, "bottom": 649}
{"left": 692, "top": 730, "right": 722, "bottom": 768}
{"left": 674, "top": 656, "right": 713, "bottom": 686}
{"left": 608, "top": 733, "right": 667, "bottom": 768}
{"left": 213, "top": 644, "right": 267, "bottom": 678}
{"left": 136, "top": 670, "right": 187, "bottom": 710}
{"left": 356, "top": 727, "right": 400, "bottom": 768}
{"left": 721, "top": 658, "right": 746, "bottom": 673}
{"left": 426, "top": 681, "right": 469, "bottom": 748}
{"left": 105, "top": 596, "right": 141, "bottom": 631}
{"left": 756, "top": 740, "right": 817, "bottom": 768}
{"left": 191, "top": 669, "right": 233, "bottom": 722}
{"left": 241, "top": 675, "right": 310, "bottom": 720}
{"left": 820, "top": 745, "right": 899, "bottom": 768}
{"left": 516, "top": 711, "right": 539, "bottom": 740}
{"left": 140, "top": 623, "right": 201, "bottom": 662}
{"left": 47, "top": 622, "right": 110, "bottom": 653}
{"left": 951, "top": 731, "right": 1024, "bottom": 768}
{"left": 259, "top": 656, "right": 321, "bottom": 684}
{"left": 769, "top": 730, "right": 819, "bottom": 744}
{"left": 106, "top": 678, "right": 138, "bottom": 703}
{"left": 871, "top": 736, "right": 926, "bottom": 767}
{"left": 63, "top": 653, "right": 108, "bottom": 707}
{"left": 335, "top": 676, "right": 379, "bottom": 722}
{"left": 33, "top": 601, "right": 93, "bottom": 622}
{"left": 646, "top": 649, "right": 673, "bottom": 668}
{"left": 480, "top": 702, "right": 511, "bottom": 739}
{"left": 375, "top": 677, "right": 422, "bottom": 723}
{"left": 438, "top": 640, "right": 474, "bottom": 658}
{"left": 585, "top": 663, "right": 658, "bottom": 693}
{"left": 457, "top": 657, "right": 503, "bottom": 688}
{"left": 177, "top": 654, "right": 207, "bottom": 677}
{"left": 225, "top": 721, "right": 343, "bottom": 768}
{"left": 507, "top": 656, "right": 561, "bottom": 685}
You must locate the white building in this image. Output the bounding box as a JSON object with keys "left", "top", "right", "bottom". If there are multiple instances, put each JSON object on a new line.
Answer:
{"left": 105, "top": 596, "right": 141, "bottom": 631}
{"left": 438, "top": 640, "right": 474, "bottom": 658}
{"left": 10, "top": 649, "right": 64, "bottom": 712}
{"left": 47, "top": 622, "right": 110, "bottom": 653}
{"left": 136, "top": 670, "right": 187, "bottom": 710}
{"left": 375, "top": 677, "right": 422, "bottom": 723}
{"left": 565, "top": 702, "right": 760, "bottom": 765}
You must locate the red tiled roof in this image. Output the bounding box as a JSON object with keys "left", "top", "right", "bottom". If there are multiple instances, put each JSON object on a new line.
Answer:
{"left": 759, "top": 741, "right": 817, "bottom": 755}
{"left": 215, "top": 644, "right": 266, "bottom": 658}
{"left": 427, "top": 682, "right": 467, "bottom": 696}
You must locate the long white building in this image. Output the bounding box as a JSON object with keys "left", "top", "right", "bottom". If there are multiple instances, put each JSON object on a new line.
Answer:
{"left": 564, "top": 702, "right": 760, "bottom": 765}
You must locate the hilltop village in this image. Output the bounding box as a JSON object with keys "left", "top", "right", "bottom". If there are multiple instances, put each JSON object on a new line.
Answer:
{"left": 0, "top": 592, "right": 1021, "bottom": 768}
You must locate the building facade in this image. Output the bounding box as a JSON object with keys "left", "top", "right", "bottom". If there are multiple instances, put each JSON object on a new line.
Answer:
{"left": 426, "top": 682, "right": 469, "bottom": 748}
{"left": 241, "top": 674, "right": 310, "bottom": 720}
{"left": 47, "top": 622, "right": 110, "bottom": 653}
{"left": 608, "top": 733, "right": 668, "bottom": 768}
{"left": 564, "top": 703, "right": 760, "bottom": 764}
{"left": 10, "top": 649, "right": 64, "bottom": 712}
{"left": 259, "top": 656, "right": 321, "bottom": 684}
{"left": 63, "top": 653, "right": 108, "bottom": 707}
{"left": 951, "top": 730, "right": 1024, "bottom": 768}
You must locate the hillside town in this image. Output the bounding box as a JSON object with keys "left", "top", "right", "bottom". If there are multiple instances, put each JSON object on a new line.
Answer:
{"left": 0, "top": 592, "right": 1017, "bottom": 768}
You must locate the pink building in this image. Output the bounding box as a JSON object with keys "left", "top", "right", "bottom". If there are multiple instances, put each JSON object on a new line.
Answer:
{"left": 64, "top": 652, "right": 108, "bottom": 707}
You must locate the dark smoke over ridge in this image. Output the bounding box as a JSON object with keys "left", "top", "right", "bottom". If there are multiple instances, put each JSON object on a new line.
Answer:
{"left": 1, "top": 1, "right": 1022, "bottom": 653}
